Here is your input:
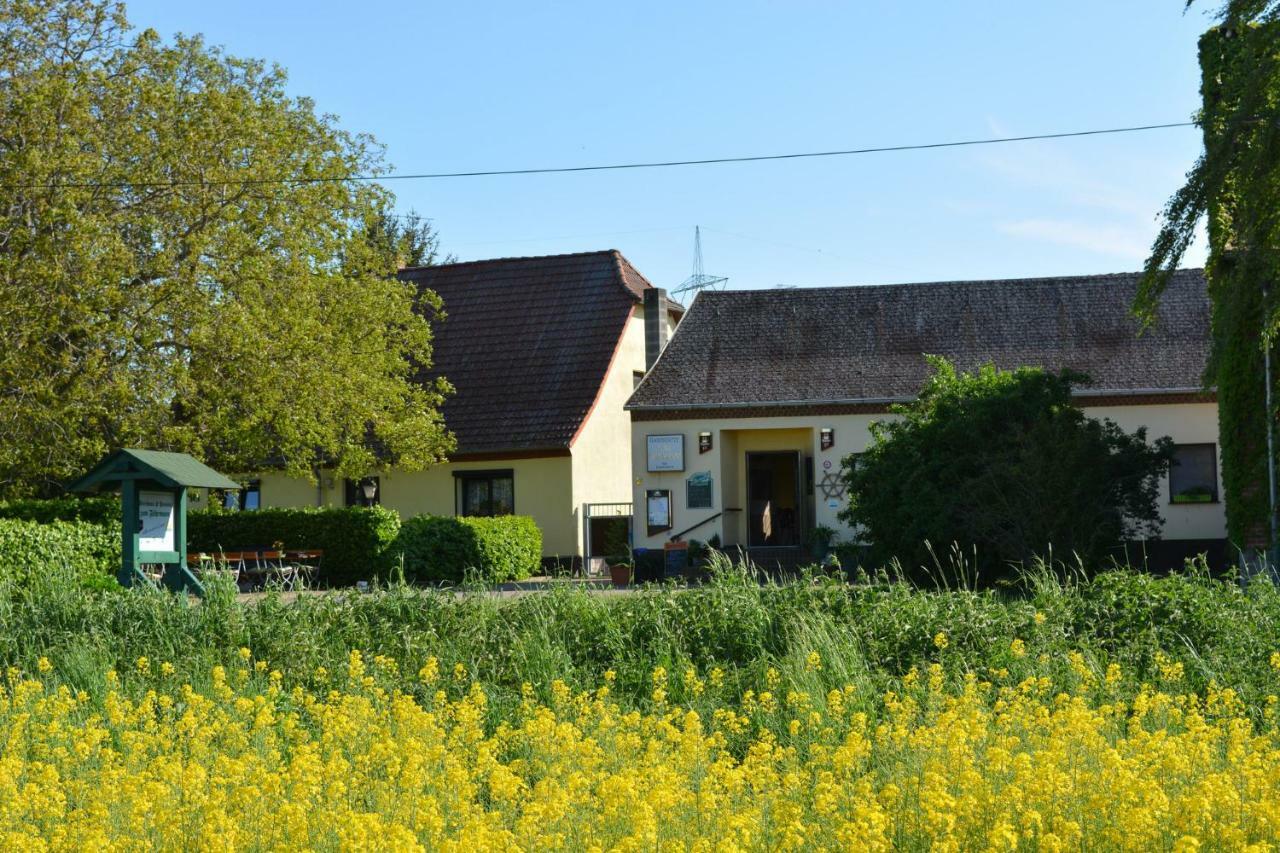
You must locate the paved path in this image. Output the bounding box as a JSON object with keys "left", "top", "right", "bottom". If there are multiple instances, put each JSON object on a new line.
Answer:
{"left": 236, "top": 576, "right": 637, "bottom": 605}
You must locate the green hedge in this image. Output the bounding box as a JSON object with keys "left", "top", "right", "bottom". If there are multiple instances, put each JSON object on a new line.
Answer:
{"left": 0, "top": 518, "right": 120, "bottom": 586}
{"left": 0, "top": 495, "right": 120, "bottom": 526}
{"left": 188, "top": 506, "right": 401, "bottom": 587}
{"left": 397, "top": 515, "right": 541, "bottom": 584}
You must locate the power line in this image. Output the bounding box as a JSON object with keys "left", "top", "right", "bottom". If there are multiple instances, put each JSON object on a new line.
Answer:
{"left": 3, "top": 121, "right": 1199, "bottom": 191}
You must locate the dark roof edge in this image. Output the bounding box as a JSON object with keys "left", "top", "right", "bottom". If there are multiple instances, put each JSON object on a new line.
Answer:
{"left": 626, "top": 387, "right": 1213, "bottom": 412}
{"left": 398, "top": 248, "right": 623, "bottom": 277}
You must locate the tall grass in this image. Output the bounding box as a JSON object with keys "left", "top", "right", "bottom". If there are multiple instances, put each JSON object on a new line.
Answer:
{"left": 4, "top": 553, "right": 1279, "bottom": 720}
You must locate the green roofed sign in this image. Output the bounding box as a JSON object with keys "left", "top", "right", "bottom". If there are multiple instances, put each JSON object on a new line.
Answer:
{"left": 69, "top": 449, "right": 240, "bottom": 594}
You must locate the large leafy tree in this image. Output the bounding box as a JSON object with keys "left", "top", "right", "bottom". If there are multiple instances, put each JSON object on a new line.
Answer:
{"left": 0, "top": 0, "right": 453, "bottom": 496}
{"left": 839, "top": 359, "right": 1174, "bottom": 585}
{"left": 1138, "top": 1, "right": 1280, "bottom": 548}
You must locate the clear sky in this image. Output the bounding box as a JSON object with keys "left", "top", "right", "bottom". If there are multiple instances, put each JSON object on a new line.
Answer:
{"left": 125, "top": 0, "right": 1215, "bottom": 291}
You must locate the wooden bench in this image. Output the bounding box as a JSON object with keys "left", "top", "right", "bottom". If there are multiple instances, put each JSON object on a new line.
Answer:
{"left": 188, "top": 549, "right": 323, "bottom": 592}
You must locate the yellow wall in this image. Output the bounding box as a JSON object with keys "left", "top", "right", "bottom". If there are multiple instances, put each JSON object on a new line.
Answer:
{"left": 259, "top": 456, "right": 577, "bottom": 556}
{"left": 630, "top": 402, "right": 1227, "bottom": 551}
{"left": 569, "top": 309, "right": 647, "bottom": 555}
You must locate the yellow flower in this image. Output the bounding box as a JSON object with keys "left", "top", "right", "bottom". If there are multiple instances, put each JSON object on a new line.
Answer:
{"left": 418, "top": 657, "right": 439, "bottom": 684}
{"left": 805, "top": 651, "right": 822, "bottom": 672}
{"left": 1033, "top": 611, "right": 1047, "bottom": 625}
{"left": 1009, "top": 639, "right": 1026, "bottom": 659}
{"left": 238, "top": 647, "right": 252, "bottom": 661}
{"left": 135, "top": 656, "right": 150, "bottom": 675}
{"left": 36, "top": 657, "right": 52, "bottom": 674}
{"left": 933, "top": 632, "right": 949, "bottom": 650}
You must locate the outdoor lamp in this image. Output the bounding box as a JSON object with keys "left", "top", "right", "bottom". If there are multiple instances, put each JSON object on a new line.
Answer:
{"left": 361, "top": 479, "right": 378, "bottom": 502}
{"left": 820, "top": 428, "right": 835, "bottom": 451}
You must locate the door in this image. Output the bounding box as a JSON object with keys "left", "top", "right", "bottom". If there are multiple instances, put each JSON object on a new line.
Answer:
{"left": 746, "top": 451, "right": 802, "bottom": 547}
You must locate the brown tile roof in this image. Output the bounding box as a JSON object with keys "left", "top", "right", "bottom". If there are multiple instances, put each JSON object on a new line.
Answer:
{"left": 400, "top": 250, "right": 667, "bottom": 456}
{"left": 627, "top": 269, "right": 1210, "bottom": 410}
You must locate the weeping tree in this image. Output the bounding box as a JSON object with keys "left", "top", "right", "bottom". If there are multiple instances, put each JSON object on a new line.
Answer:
{"left": 1138, "top": 1, "right": 1280, "bottom": 552}
{"left": 0, "top": 0, "right": 454, "bottom": 496}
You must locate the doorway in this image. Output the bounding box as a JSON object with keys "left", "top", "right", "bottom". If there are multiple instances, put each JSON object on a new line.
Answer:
{"left": 746, "top": 451, "right": 802, "bottom": 547}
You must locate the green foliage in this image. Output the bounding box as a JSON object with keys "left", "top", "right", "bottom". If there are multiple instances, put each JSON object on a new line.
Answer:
{"left": 0, "top": 495, "right": 120, "bottom": 526}
{"left": 187, "top": 506, "right": 401, "bottom": 587}
{"left": 0, "top": 0, "right": 453, "bottom": 496}
{"left": 4, "top": 557, "right": 1280, "bottom": 721}
{"left": 1139, "top": 14, "right": 1280, "bottom": 546}
{"left": 0, "top": 518, "right": 119, "bottom": 586}
{"left": 839, "top": 359, "right": 1175, "bottom": 585}
{"left": 397, "top": 515, "right": 541, "bottom": 584}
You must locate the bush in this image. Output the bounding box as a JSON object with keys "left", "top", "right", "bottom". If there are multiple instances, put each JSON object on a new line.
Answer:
{"left": 188, "top": 506, "right": 401, "bottom": 587}
{"left": 841, "top": 358, "right": 1175, "bottom": 586}
{"left": 0, "top": 495, "right": 120, "bottom": 526}
{"left": 0, "top": 518, "right": 120, "bottom": 585}
{"left": 398, "top": 515, "right": 541, "bottom": 584}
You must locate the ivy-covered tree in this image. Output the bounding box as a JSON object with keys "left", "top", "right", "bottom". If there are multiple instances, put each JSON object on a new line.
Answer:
{"left": 0, "top": 0, "right": 454, "bottom": 496}
{"left": 839, "top": 359, "right": 1175, "bottom": 585}
{"left": 1138, "top": 1, "right": 1280, "bottom": 551}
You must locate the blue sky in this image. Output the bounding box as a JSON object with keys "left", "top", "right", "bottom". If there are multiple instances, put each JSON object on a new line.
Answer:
{"left": 126, "top": 1, "right": 1214, "bottom": 291}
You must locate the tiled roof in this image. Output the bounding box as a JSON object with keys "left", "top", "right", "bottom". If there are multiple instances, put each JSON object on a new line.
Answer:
{"left": 627, "top": 269, "right": 1210, "bottom": 410}
{"left": 400, "top": 250, "right": 665, "bottom": 455}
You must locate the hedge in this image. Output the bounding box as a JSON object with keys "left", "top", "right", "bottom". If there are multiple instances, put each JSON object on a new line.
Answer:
{"left": 0, "top": 518, "right": 120, "bottom": 587}
{"left": 0, "top": 495, "right": 120, "bottom": 527}
{"left": 397, "top": 515, "right": 541, "bottom": 584}
{"left": 187, "top": 506, "right": 401, "bottom": 587}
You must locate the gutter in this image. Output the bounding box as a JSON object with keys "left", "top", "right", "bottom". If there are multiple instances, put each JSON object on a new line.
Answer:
{"left": 626, "top": 387, "right": 1214, "bottom": 412}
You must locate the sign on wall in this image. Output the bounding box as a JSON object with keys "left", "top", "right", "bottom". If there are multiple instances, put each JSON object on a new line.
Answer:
{"left": 646, "top": 489, "right": 672, "bottom": 535}
{"left": 646, "top": 434, "right": 685, "bottom": 472}
{"left": 137, "top": 490, "right": 176, "bottom": 552}
{"left": 686, "top": 471, "right": 713, "bottom": 509}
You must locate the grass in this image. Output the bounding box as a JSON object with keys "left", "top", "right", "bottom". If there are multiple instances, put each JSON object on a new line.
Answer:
{"left": 4, "top": 552, "right": 1279, "bottom": 720}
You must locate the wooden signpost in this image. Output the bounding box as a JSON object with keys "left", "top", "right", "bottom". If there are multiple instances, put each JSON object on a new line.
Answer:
{"left": 69, "top": 448, "right": 241, "bottom": 595}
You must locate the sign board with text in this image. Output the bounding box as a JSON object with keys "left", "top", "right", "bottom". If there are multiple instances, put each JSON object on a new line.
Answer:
{"left": 646, "top": 434, "right": 685, "bottom": 472}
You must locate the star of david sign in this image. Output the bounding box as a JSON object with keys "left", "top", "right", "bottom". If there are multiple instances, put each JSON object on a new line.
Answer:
{"left": 819, "top": 472, "right": 847, "bottom": 499}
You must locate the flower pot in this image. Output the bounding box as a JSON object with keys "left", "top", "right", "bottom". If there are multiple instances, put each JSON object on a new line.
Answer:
{"left": 609, "top": 563, "right": 632, "bottom": 586}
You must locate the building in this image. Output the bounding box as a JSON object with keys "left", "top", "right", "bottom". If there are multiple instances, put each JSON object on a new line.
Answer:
{"left": 257, "top": 250, "right": 681, "bottom": 561}
{"left": 626, "top": 270, "right": 1226, "bottom": 569}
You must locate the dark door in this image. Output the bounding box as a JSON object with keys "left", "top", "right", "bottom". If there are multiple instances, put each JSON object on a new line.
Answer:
{"left": 746, "top": 452, "right": 802, "bottom": 547}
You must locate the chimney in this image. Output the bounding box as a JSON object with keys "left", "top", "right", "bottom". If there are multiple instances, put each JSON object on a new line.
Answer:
{"left": 643, "top": 288, "right": 669, "bottom": 370}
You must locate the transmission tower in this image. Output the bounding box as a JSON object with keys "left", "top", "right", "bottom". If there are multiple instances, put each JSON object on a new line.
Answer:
{"left": 671, "top": 226, "right": 728, "bottom": 299}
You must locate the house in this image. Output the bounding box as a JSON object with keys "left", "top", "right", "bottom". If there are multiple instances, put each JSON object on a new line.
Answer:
{"left": 626, "top": 269, "right": 1227, "bottom": 570}
{"left": 256, "top": 250, "right": 681, "bottom": 562}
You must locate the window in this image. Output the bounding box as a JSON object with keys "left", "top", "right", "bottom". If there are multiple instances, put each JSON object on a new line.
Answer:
{"left": 1170, "top": 444, "right": 1218, "bottom": 504}
{"left": 344, "top": 476, "right": 381, "bottom": 507}
{"left": 633, "top": 370, "right": 645, "bottom": 390}
{"left": 454, "top": 469, "right": 514, "bottom": 517}
{"left": 218, "top": 479, "right": 260, "bottom": 511}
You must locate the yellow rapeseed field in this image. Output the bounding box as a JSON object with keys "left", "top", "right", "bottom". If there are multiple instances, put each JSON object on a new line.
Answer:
{"left": 3, "top": 650, "right": 1280, "bottom": 851}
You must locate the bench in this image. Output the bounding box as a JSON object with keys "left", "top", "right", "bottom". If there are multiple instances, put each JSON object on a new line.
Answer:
{"left": 188, "top": 549, "right": 323, "bottom": 592}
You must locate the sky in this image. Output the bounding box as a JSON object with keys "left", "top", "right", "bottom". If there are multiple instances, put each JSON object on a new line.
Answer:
{"left": 124, "top": 0, "right": 1216, "bottom": 291}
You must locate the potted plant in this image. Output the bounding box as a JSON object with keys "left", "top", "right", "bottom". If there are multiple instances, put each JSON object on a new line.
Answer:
{"left": 607, "top": 553, "right": 633, "bottom": 586}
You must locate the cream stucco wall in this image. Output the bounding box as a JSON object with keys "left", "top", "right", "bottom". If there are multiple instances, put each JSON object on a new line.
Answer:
{"left": 568, "top": 309, "right": 648, "bottom": 555}
{"left": 630, "top": 402, "right": 1227, "bottom": 552}
{"left": 258, "top": 456, "right": 577, "bottom": 556}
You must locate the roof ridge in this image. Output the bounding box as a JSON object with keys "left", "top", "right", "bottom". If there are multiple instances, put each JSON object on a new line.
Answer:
{"left": 709, "top": 268, "right": 1205, "bottom": 295}
{"left": 399, "top": 248, "right": 620, "bottom": 275}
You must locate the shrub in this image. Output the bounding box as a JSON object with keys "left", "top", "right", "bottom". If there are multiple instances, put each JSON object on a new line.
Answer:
{"left": 841, "top": 358, "right": 1175, "bottom": 586}
{"left": 188, "top": 506, "right": 401, "bottom": 587}
{"left": 0, "top": 518, "right": 120, "bottom": 585}
{"left": 0, "top": 495, "right": 120, "bottom": 527}
{"left": 398, "top": 515, "right": 541, "bottom": 584}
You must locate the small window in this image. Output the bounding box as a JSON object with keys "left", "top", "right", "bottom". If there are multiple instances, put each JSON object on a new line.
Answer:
{"left": 633, "top": 370, "right": 645, "bottom": 390}
{"left": 345, "top": 476, "right": 381, "bottom": 507}
{"left": 1170, "top": 444, "right": 1218, "bottom": 504}
{"left": 454, "top": 469, "right": 514, "bottom": 517}
{"left": 218, "top": 479, "right": 260, "bottom": 511}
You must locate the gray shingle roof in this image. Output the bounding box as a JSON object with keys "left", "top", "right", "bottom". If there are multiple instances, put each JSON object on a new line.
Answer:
{"left": 627, "top": 269, "right": 1210, "bottom": 410}
{"left": 400, "top": 250, "right": 673, "bottom": 455}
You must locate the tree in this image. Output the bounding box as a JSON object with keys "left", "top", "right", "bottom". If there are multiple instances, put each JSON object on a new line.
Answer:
{"left": 1138, "top": 2, "right": 1280, "bottom": 550}
{"left": 0, "top": 0, "right": 453, "bottom": 496}
{"left": 838, "top": 359, "right": 1174, "bottom": 584}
